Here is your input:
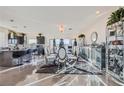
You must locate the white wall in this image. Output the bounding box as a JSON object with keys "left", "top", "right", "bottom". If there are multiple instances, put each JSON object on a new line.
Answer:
{"left": 81, "top": 13, "right": 110, "bottom": 44}
{"left": 0, "top": 27, "right": 8, "bottom": 47}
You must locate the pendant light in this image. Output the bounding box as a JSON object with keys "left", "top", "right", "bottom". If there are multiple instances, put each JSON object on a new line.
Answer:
{"left": 59, "top": 24, "right": 64, "bottom": 32}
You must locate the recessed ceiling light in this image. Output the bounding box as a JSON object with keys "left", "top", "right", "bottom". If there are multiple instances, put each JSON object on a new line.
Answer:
{"left": 96, "top": 11, "right": 100, "bottom": 15}
{"left": 69, "top": 28, "right": 72, "bottom": 30}
{"left": 24, "top": 26, "right": 27, "bottom": 28}
{"left": 10, "top": 19, "right": 14, "bottom": 22}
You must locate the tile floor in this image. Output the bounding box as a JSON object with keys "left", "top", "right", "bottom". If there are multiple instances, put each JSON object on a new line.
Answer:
{"left": 0, "top": 58, "right": 121, "bottom": 86}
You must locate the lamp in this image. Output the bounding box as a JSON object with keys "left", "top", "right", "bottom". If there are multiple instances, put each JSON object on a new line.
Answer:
{"left": 59, "top": 24, "right": 64, "bottom": 32}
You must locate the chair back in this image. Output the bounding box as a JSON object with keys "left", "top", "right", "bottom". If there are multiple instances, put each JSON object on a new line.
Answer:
{"left": 58, "top": 47, "right": 67, "bottom": 62}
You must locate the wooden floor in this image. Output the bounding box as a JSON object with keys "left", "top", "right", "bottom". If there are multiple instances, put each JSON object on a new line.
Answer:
{"left": 0, "top": 58, "right": 121, "bottom": 86}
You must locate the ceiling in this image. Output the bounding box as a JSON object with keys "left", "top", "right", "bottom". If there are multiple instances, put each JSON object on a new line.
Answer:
{"left": 0, "top": 6, "right": 118, "bottom": 38}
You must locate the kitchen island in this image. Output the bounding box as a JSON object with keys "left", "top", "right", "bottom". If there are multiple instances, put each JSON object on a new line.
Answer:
{"left": 0, "top": 49, "right": 33, "bottom": 67}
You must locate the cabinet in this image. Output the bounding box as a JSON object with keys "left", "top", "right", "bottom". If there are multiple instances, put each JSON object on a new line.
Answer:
{"left": 37, "top": 36, "right": 45, "bottom": 44}
{"left": 106, "top": 21, "right": 124, "bottom": 82}
{"left": 78, "top": 46, "right": 91, "bottom": 61}
{"left": 78, "top": 45, "right": 106, "bottom": 70}
{"left": 91, "top": 45, "right": 106, "bottom": 70}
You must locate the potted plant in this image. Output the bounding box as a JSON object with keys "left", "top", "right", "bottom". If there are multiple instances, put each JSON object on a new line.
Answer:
{"left": 78, "top": 34, "right": 85, "bottom": 46}
{"left": 107, "top": 7, "right": 124, "bottom": 26}
{"left": 78, "top": 34, "right": 85, "bottom": 38}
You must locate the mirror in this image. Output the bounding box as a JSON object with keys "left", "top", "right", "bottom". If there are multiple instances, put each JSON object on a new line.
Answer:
{"left": 91, "top": 32, "right": 98, "bottom": 43}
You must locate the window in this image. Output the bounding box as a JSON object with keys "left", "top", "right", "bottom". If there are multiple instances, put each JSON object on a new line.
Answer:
{"left": 49, "top": 39, "right": 71, "bottom": 47}
{"left": 29, "top": 39, "right": 37, "bottom": 44}
{"left": 64, "top": 39, "right": 70, "bottom": 45}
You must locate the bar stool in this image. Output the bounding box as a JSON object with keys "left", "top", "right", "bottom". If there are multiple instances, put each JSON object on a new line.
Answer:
{"left": 26, "top": 49, "right": 32, "bottom": 62}
{"left": 13, "top": 51, "right": 25, "bottom": 65}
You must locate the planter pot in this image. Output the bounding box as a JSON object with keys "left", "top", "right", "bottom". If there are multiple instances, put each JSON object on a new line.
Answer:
{"left": 118, "top": 21, "right": 123, "bottom": 27}
{"left": 122, "top": 17, "right": 124, "bottom": 21}
{"left": 107, "top": 25, "right": 112, "bottom": 29}
{"left": 115, "top": 22, "right": 119, "bottom": 26}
